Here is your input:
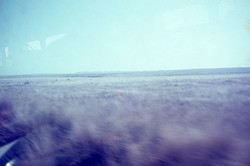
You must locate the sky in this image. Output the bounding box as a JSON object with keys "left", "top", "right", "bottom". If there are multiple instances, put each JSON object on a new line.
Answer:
{"left": 0, "top": 0, "right": 250, "bottom": 75}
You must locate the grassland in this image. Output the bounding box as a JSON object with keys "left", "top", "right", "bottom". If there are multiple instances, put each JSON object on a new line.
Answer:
{"left": 0, "top": 72, "right": 250, "bottom": 166}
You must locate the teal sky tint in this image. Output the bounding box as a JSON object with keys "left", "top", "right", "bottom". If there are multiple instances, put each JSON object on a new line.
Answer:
{"left": 0, "top": 0, "right": 250, "bottom": 75}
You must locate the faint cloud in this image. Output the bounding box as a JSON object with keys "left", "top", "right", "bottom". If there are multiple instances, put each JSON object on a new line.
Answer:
{"left": 245, "top": 19, "right": 250, "bottom": 35}
{"left": 46, "top": 33, "right": 66, "bottom": 46}
{"left": 5, "top": 47, "right": 9, "bottom": 57}
{"left": 27, "top": 40, "right": 41, "bottom": 50}
{"left": 25, "top": 33, "right": 66, "bottom": 51}
{"left": 163, "top": 5, "right": 209, "bottom": 30}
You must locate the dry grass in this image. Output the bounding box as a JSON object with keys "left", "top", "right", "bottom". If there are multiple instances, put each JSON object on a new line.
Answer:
{"left": 0, "top": 74, "right": 250, "bottom": 166}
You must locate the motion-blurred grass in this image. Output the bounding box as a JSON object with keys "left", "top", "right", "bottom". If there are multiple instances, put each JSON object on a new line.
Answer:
{"left": 1, "top": 74, "right": 250, "bottom": 165}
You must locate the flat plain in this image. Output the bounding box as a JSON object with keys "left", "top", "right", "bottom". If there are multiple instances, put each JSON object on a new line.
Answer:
{"left": 0, "top": 71, "right": 250, "bottom": 166}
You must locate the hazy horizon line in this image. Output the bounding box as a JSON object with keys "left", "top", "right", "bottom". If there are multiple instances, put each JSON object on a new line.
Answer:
{"left": 1, "top": 67, "right": 250, "bottom": 78}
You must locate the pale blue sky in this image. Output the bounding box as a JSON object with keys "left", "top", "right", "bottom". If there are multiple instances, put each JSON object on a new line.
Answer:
{"left": 0, "top": 0, "right": 250, "bottom": 75}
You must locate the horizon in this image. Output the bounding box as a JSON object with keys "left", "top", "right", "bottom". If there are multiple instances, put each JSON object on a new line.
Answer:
{"left": 1, "top": 66, "right": 250, "bottom": 77}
